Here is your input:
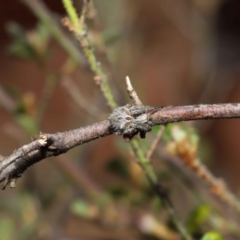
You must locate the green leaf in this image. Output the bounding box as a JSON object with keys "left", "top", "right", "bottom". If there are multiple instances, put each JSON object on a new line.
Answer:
{"left": 6, "top": 22, "right": 36, "bottom": 59}
{"left": 6, "top": 22, "right": 26, "bottom": 39}
{"left": 7, "top": 41, "right": 35, "bottom": 59}
{"left": 187, "top": 204, "right": 211, "bottom": 233}
{"left": 182, "top": 125, "right": 199, "bottom": 145}
{"left": 6, "top": 22, "right": 50, "bottom": 60}
{"left": 162, "top": 124, "right": 174, "bottom": 141}
{"left": 70, "top": 200, "right": 89, "bottom": 217}
{"left": 201, "top": 231, "right": 223, "bottom": 240}
{"left": 152, "top": 125, "right": 161, "bottom": 134}
{"left": 15, "top": 114, "right": 38, "bottom": 135}
{"left": 102, "top": 27, "right": 122, "bottom": 46}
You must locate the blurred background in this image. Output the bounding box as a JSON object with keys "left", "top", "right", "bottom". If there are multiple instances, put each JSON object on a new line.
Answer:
{"left": 1, "top": 0, "right": 240, "bottom": 239}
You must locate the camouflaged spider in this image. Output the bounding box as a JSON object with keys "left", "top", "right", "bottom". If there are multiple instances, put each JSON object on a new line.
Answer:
{"left": 108, "top": 104, "right": 160, "bottom": 140}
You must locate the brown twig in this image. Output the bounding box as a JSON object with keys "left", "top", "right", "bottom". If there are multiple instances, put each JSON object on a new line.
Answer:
{"left": 125, "top": 78, "right": 183, "bottom": 236}
{"left": 61, "top": 76, "right": 100, "bottom": 119}
{"left": 191, "top": 160, "right": 240, "bottom": 214}
{"left": 1, "top": 102, "right": 240, "bottom": 193}
{"left": 164, "top": 123, "right": 240, "bottom": 216}
{"left": 152, "top": 103, "right": 240, "bottom": 124}
{"left": 126, "top": 76, "right": 143, "bottom": 106}
{"left": 146, "top": 126, "right": 166, "bottom": 159}
{"left": 0, "top": 120, "right": 110, "bottom": 189}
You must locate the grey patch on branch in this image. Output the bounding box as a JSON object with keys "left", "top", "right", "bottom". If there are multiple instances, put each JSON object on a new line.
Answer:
{"left": 108, "top": 104, "right": 160, "bottom": 140}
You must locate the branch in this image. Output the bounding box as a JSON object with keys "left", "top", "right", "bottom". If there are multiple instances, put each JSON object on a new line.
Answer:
{"left": 0, "top": 120, "right": 110, "bottom": 189}
{"left": 1, "top": 102, "right": 240, "bottom": 189}
{"left": 152, "top": 103, "right": 240, "bottom": 124}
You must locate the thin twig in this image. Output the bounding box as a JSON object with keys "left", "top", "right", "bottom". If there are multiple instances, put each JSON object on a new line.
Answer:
{"left": 146, "top": 125, "right": 166, "bottom": 159}
{"left": 125, "top": 77, "right": 192, "bottom": 240}
{"left": 61, "top": 8, "right": 117, "bottom": 109}
{"left": 197, "top": 161, "right": 240, "bottom": 214}
{"left": 126, "top": 76, "right": 143, "bottom": 106}
{"left": 21, "top": 0, "right": 85, "bottom": 65}
{"left": 36, "top": 72, "right": 60, "bottom": 124}
{"left": 126, "top": 76, "right": 166, "bottom": 160}
{"left": 61, "top": 76, "right": 100, "bottom": 119}
{"left": 161, "top": 122, "right": 240, "bottom": 217}
{"left": 130, "top": 140, "right": 192, "bottom": 240}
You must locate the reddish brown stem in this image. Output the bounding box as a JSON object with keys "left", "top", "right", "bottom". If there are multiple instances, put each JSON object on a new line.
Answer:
{"left": 152, "top": 103, "right": 240, "bottom": 124}
{"left": 1, "top": 103, "right": 240, "bottom": 189}
{"left": 0, "top": 120, "right": 110, "bottom": 188}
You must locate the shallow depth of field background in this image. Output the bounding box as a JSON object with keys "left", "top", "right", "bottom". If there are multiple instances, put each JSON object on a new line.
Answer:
{"left": 0, "top": 0, "right": 240, "bottom": 239}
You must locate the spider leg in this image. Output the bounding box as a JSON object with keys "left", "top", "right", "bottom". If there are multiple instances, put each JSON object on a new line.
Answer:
{"left": 136, "top": 122, "right": 152, "bottom": 132}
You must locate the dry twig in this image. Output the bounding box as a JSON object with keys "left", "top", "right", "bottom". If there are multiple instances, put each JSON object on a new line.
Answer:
{"left": 1, "top": 103, "right": 240, "bottom": 211}
{"left": 146, "top": 126, "right": 166, "bottom": 159}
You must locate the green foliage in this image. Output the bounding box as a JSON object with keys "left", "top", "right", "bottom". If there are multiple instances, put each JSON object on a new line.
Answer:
{"left": 12, "top": 95, "right": 39, "bottom": 135}
{"left": 2, "top": 1, "right": 234, "bottom": 239}
{"left": 150, "top": 196, "right": 162, "bottom": 213}
{"left": 95, "top": 193, "right": 112, "bottom": 209}
{"left": 15, "top": 114, "right": 38, "bottom": 135}
{"left": 70, "top": 199, "right": 89, "bottom": 217}
{"left": 152, "top": 125, "right": 161, "bottom": 135}
{"left": 0, "top": 216, "right": 14, "bottom": 240}
{"left": 162, "top": 123, "right": 200, "bottom": 145}
{"left": 6, "top": 22, "right": 36, "bottom": 59}
{"left": 34, "top": 22, "right": 51, "bottom": 45}
{"left": 0, "top": 192, "right": 40, "bottom": 240}
{"left": 6, "top": 22, "right": 50, "bottom": 60}
{"left": 183, "top": 125, "right": 199, "bottom": 146}
{"left": 102, "top": 27, "right": 123, "bottom": 46}
{"left": 161, "top": 124, "right": 174, "bottom": 142}
{"left": 187, "top": 204, "right": 211, "bottom": 234}
{"left": 107, "top": 184, "right": 129, "bottom": 198}
{"left": 201, "top": 232, "right": 223, "bottom": 240}
{"left": 105, "top": 157, "right": 130, "bottom": 179}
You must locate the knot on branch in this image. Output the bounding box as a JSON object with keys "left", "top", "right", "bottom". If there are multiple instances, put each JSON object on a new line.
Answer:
{"left": 108, "top": 104, "right": 158, "bottom": 141}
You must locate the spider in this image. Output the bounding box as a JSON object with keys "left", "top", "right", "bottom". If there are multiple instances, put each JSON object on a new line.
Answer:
{"left": 108, "top": 104, "right": 159, "bottom": 140}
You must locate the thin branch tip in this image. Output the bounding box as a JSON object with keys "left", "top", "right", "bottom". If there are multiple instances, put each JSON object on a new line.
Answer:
{"left": 125, "top": 76, "right": 142, "bottom": 106}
